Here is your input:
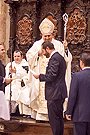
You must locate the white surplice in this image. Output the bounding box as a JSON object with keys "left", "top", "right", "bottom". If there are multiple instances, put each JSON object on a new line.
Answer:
{"left": 5, "top": 59, "right": 31, "bottom": 115}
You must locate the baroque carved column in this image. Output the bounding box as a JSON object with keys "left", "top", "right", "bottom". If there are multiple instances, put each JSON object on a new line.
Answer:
{"left": 57, "top": 2, "right": 63, "bottom": 41}
{"left": 0, "top": 0, "right": 6, "bottom": 45}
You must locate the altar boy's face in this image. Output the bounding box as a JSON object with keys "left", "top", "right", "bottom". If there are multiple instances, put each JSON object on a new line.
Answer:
{"left": 13, "top": 52, "right": 23, "bottom": 63}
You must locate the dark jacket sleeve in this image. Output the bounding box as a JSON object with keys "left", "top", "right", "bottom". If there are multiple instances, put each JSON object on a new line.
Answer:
{"left": 0, "top": 76, "right": 4, "bottom": 85}
{"left": 66, "top": 73, "right": 78, "bottom": 116}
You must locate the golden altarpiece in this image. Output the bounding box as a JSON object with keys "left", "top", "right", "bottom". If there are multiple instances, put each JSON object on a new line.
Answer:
{"left": 4, "top": 0, "right": 90, "bottom": 74}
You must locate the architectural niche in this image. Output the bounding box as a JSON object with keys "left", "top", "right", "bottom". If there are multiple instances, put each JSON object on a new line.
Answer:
{"left": 16, "top": 15, "right": 32, "bottom": 54}
{"left": 17, "top": 16, "right": 32, "bottom": 45}
{"left": 65, "top": 0, "right": 89, "bottom": 73}
{"left": 66, "top": 8, "right": 86, "bottom": 45}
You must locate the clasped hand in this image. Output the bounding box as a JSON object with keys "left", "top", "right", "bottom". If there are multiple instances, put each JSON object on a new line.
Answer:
{"left": 62, "top": 40, "right": 68, "bottom": 49}
{"left": 65, "top": 114, "right": 71, "bottom": 121}
{"left": 5, "top": 78, "right": 12, "bottom": 85}
{"left": 9, "top": 65, "right": 16, "bottom": 73}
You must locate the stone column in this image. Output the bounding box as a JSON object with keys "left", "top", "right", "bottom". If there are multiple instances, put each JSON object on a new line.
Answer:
{"left": 0, "top": 0, "right": 10, "bottom": 65}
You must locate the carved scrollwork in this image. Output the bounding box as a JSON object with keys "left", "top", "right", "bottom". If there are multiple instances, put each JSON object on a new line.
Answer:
{"left": 66, "top": 8, "right": 86, "bottom": 44}
{"left": 17, "top": 16, "right": 32, "bottom": 45}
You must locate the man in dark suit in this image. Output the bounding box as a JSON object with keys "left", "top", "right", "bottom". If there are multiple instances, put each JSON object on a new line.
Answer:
{"left": 66, "top": 50, "right": 90, "bottom": 135}
{"left": 33, "top": 41, "right": 67, "bottom": 135}
{"left": 0, "top": 44, "right": 12, "bottom": 92}
{"left": 0, "top": 44, "right": 12, "bottom": 120}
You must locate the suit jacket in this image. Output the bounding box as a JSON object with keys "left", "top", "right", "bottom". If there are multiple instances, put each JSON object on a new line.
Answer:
{"left": 66, "top": 68, "right": 90, "bottom": 122}
{"left": 0, "top": 60, "right": 6, "bottom": 93}
{"left": 39, "top": 51, "right": 67, "bottom": 101}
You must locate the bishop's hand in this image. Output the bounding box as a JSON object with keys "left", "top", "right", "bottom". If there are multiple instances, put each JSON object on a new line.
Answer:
{"left": 62, "top": 40, "right": 68, "bottom": 50}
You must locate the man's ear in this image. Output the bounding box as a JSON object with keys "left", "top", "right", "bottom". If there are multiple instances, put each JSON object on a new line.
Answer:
{"left": 22, "top": 55, "right": 23, "bottom": 59}
{"left": 80, "top": 60, "right": 84, "bottom": 69}
{"left": 46, "top": 47, "right": 49, "bottom": 51}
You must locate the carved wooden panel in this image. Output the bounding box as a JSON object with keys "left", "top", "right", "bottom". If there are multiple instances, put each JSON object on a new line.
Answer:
{"left": 65, "top": 0, "right": 90, "bottom": 74}
{"left": 66, "top": 8, "right": 86, "bottom": 44}
{"left": 17, "top": 16, "right": 32, "bottom": 45}
{"left": 15, "top": 15, "right": 33, "bottom": 58}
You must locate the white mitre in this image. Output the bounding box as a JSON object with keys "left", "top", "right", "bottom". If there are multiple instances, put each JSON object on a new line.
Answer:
{"left": 39, "top": 18, "right": 54, "bottom": 34}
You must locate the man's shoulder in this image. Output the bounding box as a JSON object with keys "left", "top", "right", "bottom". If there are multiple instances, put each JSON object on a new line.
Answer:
{"left": 72, "top": 70, "right": 84, "bottom": 78}
{"left": 55, "top": 51, "right": 64, "bottom": 58}
{"left": 52, "top": 52, "right": 65, "bottom": 61}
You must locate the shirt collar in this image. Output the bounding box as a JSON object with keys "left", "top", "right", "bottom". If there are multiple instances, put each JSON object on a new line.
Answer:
{"left": 49, "top": 50, "right": 57, "bottom": 59}
{"left": 82, "top": 67, "right": 90, "bottom": 70}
